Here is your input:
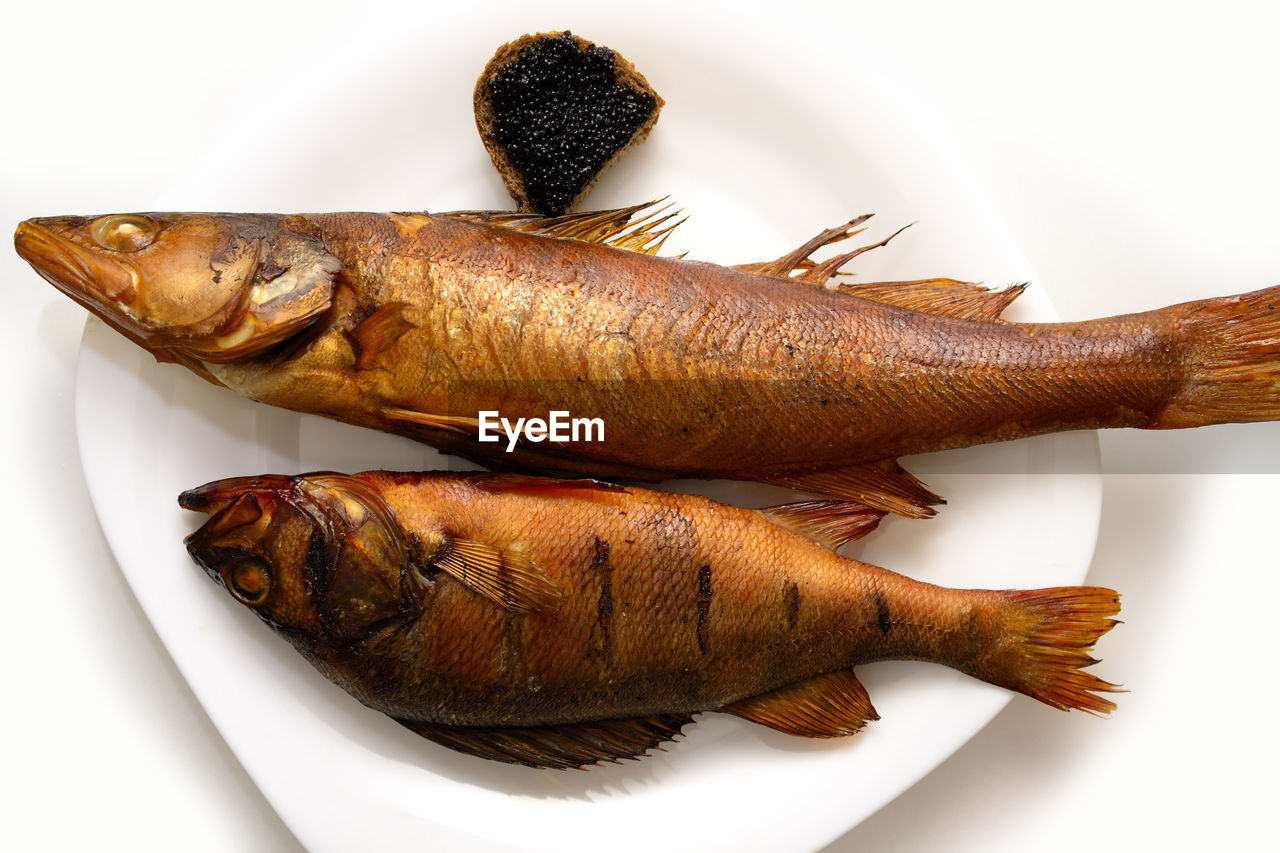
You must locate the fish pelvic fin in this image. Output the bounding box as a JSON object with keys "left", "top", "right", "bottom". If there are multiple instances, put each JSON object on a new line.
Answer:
{"left": 758, "top": 500, "right": 887, "bottom": 550}
{"left": 1152, "top": 284, "right": 1280, "bottom": 428}
{"left": 382, "top": 408, "right": 482, "bottom": 435}
{"left": 757, "top": 459, "right": 943, "bottom": 519}
{"left": 720, "top": 670, "right": 879, "bottom": 738}
{"left": 983, "top": 587, "right": 1123, "bottom": 715}
{"left": 397, "top": 713, "right": 693, "bottom": 769}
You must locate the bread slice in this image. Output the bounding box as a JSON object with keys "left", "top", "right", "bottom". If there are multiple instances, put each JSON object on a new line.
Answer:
{"left": 474, "top": 31, "right": 664, "bottom": 216}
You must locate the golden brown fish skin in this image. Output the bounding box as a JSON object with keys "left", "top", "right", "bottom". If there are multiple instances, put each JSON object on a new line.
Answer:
{"left": 18, "top": 211, "right": 1279, "bottom": 494}
{"left": 266, "top": 213, "right": 1178, "bottom": 474}
{"left": 181, "top": 471, "right": 1119, "bottom": 731}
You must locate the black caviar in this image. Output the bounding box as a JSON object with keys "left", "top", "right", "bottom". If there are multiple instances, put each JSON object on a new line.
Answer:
{"left": 488, "top": 32, "right": 657, "bottom": 216}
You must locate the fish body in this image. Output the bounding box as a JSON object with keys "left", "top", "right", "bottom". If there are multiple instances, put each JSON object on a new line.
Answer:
{"left": 181, "top": 471, "right": 1119, "bottom": 768}
{"left": 18, "top": 207, "right": 1280, "bottom": 515}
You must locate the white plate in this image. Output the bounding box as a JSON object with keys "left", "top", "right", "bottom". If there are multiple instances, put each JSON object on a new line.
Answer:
{"left": 74, "top": 9, "right": 1101, "bottom": 853}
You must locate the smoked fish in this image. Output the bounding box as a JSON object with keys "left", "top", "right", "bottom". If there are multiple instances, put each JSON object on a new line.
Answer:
{"left": 17, "top": 206, "right": 1280, "bottom": 516}
{"left": 180, "top": 471, "right": 1120, "bottom": 769}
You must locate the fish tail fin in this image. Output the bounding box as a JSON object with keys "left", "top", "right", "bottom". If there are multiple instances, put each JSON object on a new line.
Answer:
{"left": 1155, "top": 284, "right": 1280, "bottom": 428}
{"left": 981, "top": 587, "right": 1123, "bottom": 714}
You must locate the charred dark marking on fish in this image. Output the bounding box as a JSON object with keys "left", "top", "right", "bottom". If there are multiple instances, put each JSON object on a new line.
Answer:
{"left": 302, "top": 527, "right": 330, "bottom": 595}
{"left": 498, "top": 553, "right": 515, "bottom": 609}
{"left": 641, "top": 504, "right": 697, "bottom": 556}
{"left": 501, "top": 612, "right": 526, "bottom": 682}
{"left": 304, "top": 520, "right": 348, "bottom": 642}
{"left": 695, "top": 563, "right": 713, "bottom": 655}
{"left": 785, "top": 579, "right": 801, "bottom": 629}
{"left": 873, "top": 590, "right": 893, "bottom": 635}
{"left": 959, "top": 604, "right": 985, "bottom": 659}
{"left": 586, "top": 537, "right": 613, "bottom": 662}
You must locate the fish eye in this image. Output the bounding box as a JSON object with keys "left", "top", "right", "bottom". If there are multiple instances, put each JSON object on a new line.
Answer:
{"left": 228, "top": 558, "right": 272, "bottom": 605}
{"left": 90, "top": 214, "right": 156, "bottom": 252}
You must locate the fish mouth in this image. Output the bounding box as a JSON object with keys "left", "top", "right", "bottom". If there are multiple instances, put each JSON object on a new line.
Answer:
{"left": 181, "top": 480, "right": 277, "bottom": 583}
{"left": 178, "top": 481, "right": 237, "bottom": 514}
{"left": 179, "top": 475, "right": 295, "bottom": 515}
{"left": 15, "top": 219, "right": 138, "bottom": 321}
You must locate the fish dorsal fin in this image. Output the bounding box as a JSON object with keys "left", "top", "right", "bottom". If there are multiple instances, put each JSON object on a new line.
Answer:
{"left": 397, "top": 712, "right": 693, "bottom": 769}
{"left": 733, "top": 217, "right": 1024, "bottom": 323}
{"left": 721, "top": 670, "right": 879, "bottom": 738}
{"left": 432, "top": 535, "right": 561, "bottom": 614}
{"left": 758, "top": 459, "right": 943, "bottom": 519}
{"left": 758, "top": 500, "right": 886, "bottom": 550}
{"left": 832, "top": 279, "right": 1027, "bottom": 323}
{"left": 440, "top": 200, "right": 684, "bottom": 255}
{"left": 732, "top": 215, "right": 876, "bottom": 278}
{"left": 346, "top": 302, "right": 415, "bottom": 369}
{"left": 733, "top": 216, "right": 907, "bottom": 283}
{"left": 473, "top": 474, "right": 630, "bottom": 498}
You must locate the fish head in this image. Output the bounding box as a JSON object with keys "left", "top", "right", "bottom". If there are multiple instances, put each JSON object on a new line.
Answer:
{"left": 180, "top": 473, "right": 420, "bottom": 645}
{"left": 14, "top": 213, "right": 340, "bottom": 362}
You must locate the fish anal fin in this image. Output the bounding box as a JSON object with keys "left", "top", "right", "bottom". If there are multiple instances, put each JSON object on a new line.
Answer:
{"left": 758, "top": 500, "right": 887, "bottom": 550}
{"left": 834, "top": 279, "right": 1027, "bottom": 323}
{"left": 759, "top": 460, "right": 943, "bottom": 519}
{"left": 346, "top": 302, "right": 416, "bottom": 369}
{"left": 721, "top": 670, "right": 879, "bottom": 738}
{"left": 397, "top": 713, "right": 693, "bottom": 769}
{"left": 434, "top": 535, "right": 562, "bottom": 613}
{"left": 441, "top": 200, "right": 683, "bottom": 256}
{"left": 473, "top": 474, "right": 630, "bottom": 498}
{"left": 383, "top": 408, "right": 481, "bottom": 435}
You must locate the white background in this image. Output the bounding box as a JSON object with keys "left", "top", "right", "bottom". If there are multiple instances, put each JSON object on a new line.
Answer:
{"left": 4, "top": 1, "right": 1278, "bottom": 850}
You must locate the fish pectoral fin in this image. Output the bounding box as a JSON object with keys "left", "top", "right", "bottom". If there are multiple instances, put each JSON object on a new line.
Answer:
{"left": 433, "top": 536, "right": 562, "bottom": 613}
{"left": 720, "top": 670, "right": 879, "bottom": 738}
{"left": 345, "top": 302, "right": 415, "bottom": 369}
{"left": 382, "top": 408, "right": 481, "bottom": 435}
{"left": 832, "top": 278, "right": 1028, "bottom": 323}
{"left": 757, "top": 459, "right": 943, "bottom": 519}
{"left": 395, "top": 713, "right": 694, "bottom": 769}
{"left": 473, "top": 473, "right": 630, "bottom": 498}
{"left": 440, "top": 200, "right": 684, "bottom": 256}
{"left": 758, "top": 500, "right": 887, "bottom": 550}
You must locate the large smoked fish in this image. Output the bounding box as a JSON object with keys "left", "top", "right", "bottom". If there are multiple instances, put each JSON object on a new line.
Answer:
{"left": 180, "top": 471, "right": 1120, "bottom": 768}
{"left": 17, "top": 205, "right": 1280, "bottom": 515}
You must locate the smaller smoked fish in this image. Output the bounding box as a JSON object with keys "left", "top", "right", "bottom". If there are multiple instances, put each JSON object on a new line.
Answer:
{"left": 181, "top": 471, "right": 1120, "bottom": 769}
